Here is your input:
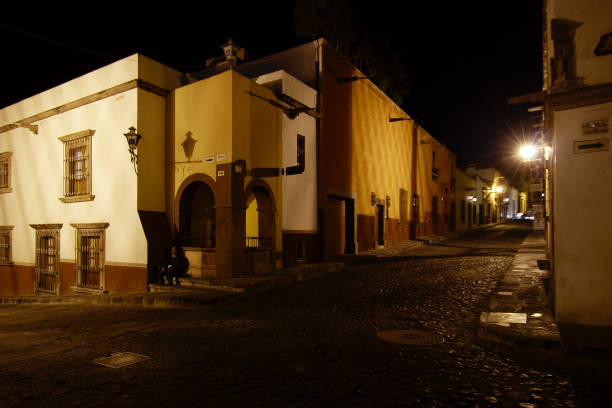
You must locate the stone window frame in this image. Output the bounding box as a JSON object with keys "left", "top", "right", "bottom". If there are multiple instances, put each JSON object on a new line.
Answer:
{"left": 30, "top": 224, "right": 62, "bottom": 294}
{"left": 0, "top": 151, "right": 13, "bottom": 194}
{"left": 58, "top": 130, "right": 95, "bottom": 203}
{"left": 0, "top": 226, "right": 13, "bottom": 265}
{"left": 71, "top": 223, "right": 109, "bottom": 293}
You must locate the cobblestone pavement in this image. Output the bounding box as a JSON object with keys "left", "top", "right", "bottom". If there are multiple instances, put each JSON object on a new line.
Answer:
{"left": 0, "top": 224, "right": 606, "bottom": 407}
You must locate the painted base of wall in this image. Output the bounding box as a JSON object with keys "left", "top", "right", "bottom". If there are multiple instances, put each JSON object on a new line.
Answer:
{"left": 105, "top": 264, "right": 148, "bottom": 293}
{"left": 357, "top": 215, "right": 412, "bottom": 252}
{"left": 0, "top": 263, "right": 148, "bottom": 295}
{"left": 0, "top": 265, "right": 35, "bottom": 295}
{"left": 282, "top": 232, "right": 319, "bottom": 268}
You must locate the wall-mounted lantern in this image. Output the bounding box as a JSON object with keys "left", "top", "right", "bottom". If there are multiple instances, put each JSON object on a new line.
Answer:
{"left": 123, "top": 126, "right": 141, "bottom": 174}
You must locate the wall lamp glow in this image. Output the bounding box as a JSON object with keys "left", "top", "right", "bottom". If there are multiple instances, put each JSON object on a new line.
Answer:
{"left": 123, "top": 126, "right": 141, "bottom": 174}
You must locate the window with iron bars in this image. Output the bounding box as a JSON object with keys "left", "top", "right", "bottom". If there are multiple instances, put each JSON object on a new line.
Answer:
{"left": 0, "top": 151, "right": 13, "bottom": 194}
{"left": 0, "top": 226, "right": 13, "bottom": 264}
{"left": 31, "top": 225, "right": 62, "bottom": 294}
{"left": 58, "top": 130, "right": 95, "bottom": 203}
{"left": 72, "top": 223, "right": 108, "bottom": 291}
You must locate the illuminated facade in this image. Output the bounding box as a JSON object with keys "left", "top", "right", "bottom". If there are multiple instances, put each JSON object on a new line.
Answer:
{"left": 0, "top": 55, "right": 181, "bottom": 295}
{"left": 0, "top": 38, "right": 462, "bottom": 294}
{"left": 0, "top": 52, "right": 316, "bottom": 294}
{"left": 542, "top": 0, "right": 612, "bottom": 327}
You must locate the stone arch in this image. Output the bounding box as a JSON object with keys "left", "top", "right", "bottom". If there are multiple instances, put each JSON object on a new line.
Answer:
{"left": 244, "top": 178, "right": 276, "bottom": 249}
{"left": 174, "top": 173, "right": 217, "bottom": 248}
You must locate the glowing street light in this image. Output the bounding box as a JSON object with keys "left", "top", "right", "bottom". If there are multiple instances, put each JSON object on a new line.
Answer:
{"left": 518, "top": 143, "right": 538, "bottom": 161}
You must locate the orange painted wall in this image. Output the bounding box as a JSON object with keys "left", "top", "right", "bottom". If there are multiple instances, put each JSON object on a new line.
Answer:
{"left": 59, "top": 262, "right": 76, "bottom": 294}
{"left": 0, "top": 265, "right": 35, "bottom": 295}
{"left": 319, "top": 42, "right": 455, "bottom": 251}
{"left": 105, "top": 265, "right": 148, "bottom": 293}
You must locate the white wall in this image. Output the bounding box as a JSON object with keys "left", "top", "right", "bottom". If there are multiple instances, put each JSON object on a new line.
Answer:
{"left": 553, "top": 102, "right": 612, "bottom": 325}
{"left": 0, "top": 89, "right": 148, "bottom": 266}
{"left": 256, "top": 71, "right": 318, "bottom": 233}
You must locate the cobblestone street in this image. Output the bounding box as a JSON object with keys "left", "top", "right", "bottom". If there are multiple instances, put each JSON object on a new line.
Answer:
{"left": 0, "top": 224, "right": 607, "bottom": 407}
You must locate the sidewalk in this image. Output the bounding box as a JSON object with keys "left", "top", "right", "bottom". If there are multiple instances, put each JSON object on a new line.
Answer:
{"left": 0, "top": 261, "right": 349, "bottom": 308}
{"left": 477, "top": 230, "right": 563, "bottom": 351}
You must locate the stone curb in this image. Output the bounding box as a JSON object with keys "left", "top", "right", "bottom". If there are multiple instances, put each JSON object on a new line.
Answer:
{"left": 477, "top": 230, "right": 563, "bottom": 352}
{"left": 0, "top": 262, "right": 350, "bottom": 308}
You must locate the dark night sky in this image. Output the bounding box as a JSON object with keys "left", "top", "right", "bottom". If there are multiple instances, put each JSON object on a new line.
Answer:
{"left": 1, "top": 2, "right": 542, "bottom": 171}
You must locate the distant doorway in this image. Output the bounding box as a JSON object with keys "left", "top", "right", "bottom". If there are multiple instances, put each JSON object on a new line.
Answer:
{"left": 376, "top": 204, "right": 385, "bottom": 247}
{"left": 325, "top": 195, "right": 356, "bottom": 257}
{"left": 410, "top": 194, "right": 419, "bottom": 239}
{"left": 432, "top": 196, "right": 439, "bottom": 234}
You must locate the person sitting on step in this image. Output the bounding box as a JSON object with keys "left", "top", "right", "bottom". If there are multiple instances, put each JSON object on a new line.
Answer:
{"left": 157, "top": 245, "right": 186, "bottom": 286}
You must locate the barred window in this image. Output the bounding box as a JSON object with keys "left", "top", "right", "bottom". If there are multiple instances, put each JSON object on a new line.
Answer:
{"left": 58, "top": 130, "right": 95, "bottom": 203}
{"left": 0, "top": 226, "right": 13, "bottom": 264}
{"left": 72, "top": 223, "right": 108, "bottom": 291}
{"left": 0, "top": 151, "right": 13, "bottom": 193}
{"left": 31, "top": 224, "right": 62, "bottom": 294}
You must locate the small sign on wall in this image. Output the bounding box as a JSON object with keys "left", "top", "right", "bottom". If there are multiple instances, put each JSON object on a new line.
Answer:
{"left": 582, "top": 119, "right": 608, "bottom": 135}
{"left": 573, "top": 138, "right": 609, "bottom": 154}
{"left": 217, "top": 152, "right": 227, "bottom": 162}
{"left": 205, "top": 156, "right": 214, "bottom": 163}
{"left": 217, "top": 170, "right": 225, "bottom": 177}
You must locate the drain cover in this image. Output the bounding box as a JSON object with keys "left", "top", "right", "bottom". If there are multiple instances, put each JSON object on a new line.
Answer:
{"left": 94, "top": 352, "right": 150, "bottom": 368}
{"left": 377, "top": 329, "right": 444, "bottom": 345}
{"left": 480, "top": 312, "right": 527, "bottom": 326}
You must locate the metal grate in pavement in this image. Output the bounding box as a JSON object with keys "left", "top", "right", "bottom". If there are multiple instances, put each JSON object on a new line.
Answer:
{"left": 94, "top": 352, "right": 150, "bottom": 368}
{"left": 377, "top": 329, "right": 444, "bottom": 345}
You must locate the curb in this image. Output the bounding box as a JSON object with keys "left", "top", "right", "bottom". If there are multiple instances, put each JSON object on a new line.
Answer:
{"left": 0, "top": 262, "right": 349, "bottom": 308}
{"left": 477, "top": 230, "right": 563, "bottom": 352}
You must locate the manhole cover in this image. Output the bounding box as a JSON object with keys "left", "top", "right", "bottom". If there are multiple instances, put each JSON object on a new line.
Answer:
{"left": 377, "top": 329, "right": 444, "bottom": 345}
{"left": 94, "top": 352, "right": 150, "bottom": 368}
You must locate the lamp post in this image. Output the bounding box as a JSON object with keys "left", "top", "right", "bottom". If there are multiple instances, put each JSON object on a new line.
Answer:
{"left": 518, "top": 142, "right": 546, "bottom": 230}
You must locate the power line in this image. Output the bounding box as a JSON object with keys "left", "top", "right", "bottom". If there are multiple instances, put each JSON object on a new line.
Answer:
{"left": 1, "top": 23, "right": 123, "bottom": 59}
{"left": 0, "top": 23, "right": 203, "bottom": 69}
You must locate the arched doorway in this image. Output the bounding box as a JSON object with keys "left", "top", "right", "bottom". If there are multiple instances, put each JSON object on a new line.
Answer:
{"left": 178, "top": 181, "right": 216, "bottom": 248}
{"left": 245, "top": 180, "right": 275, "bottom": 275}
{"left": 245, "top": 183, "right": 275, "bottom": 249}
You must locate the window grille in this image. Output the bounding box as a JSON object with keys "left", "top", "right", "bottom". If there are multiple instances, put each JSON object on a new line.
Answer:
{"left": 31, "top": 226, "right": 61, "bottom": 294}
{"left": 64, "top": 139, "right": 89, "bottom": 196}
{"left": 0, "top": 152, "right": 12, "bottom": 193}
{"left": 73, "top": 224, "right": 107, "bottom": 291}
{"left": 0, "top": 227, "right": 12, "bottom": 264}
{"left": 58, "top": 130, "right": 94, "bottom": 202}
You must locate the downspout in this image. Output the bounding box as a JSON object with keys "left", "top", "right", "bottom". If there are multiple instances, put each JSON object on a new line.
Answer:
{"left": 315, "top": 39, "right": 323, "bottom": 260}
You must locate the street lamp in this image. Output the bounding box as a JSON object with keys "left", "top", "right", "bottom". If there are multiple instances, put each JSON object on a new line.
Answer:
{"left": 518, "top": 143, "right": 538, "bottom": 161}
{"left": 123, "top": 126, "right": 141, "bottom": 174}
